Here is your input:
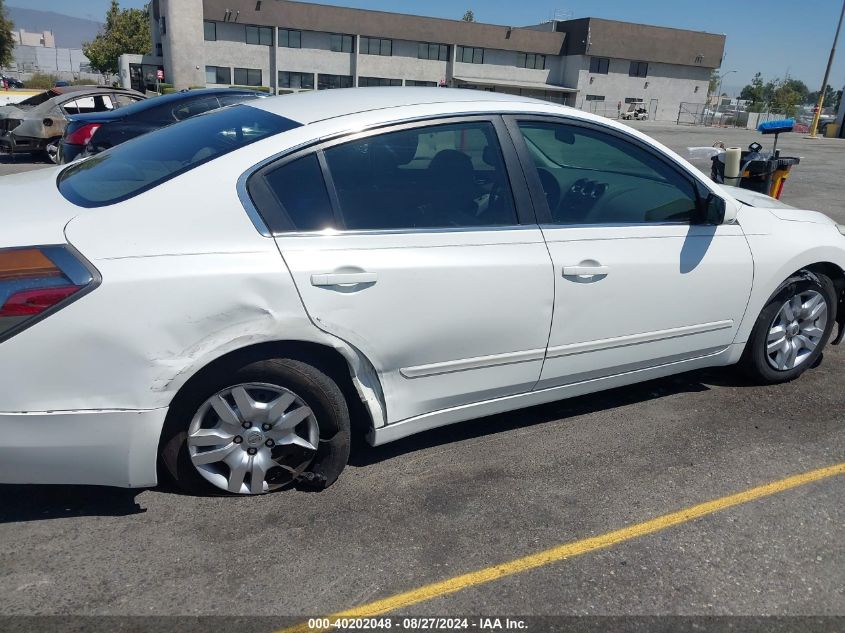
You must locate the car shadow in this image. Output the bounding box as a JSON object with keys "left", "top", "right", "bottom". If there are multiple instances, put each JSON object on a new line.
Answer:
{"left": 348, "top": 367, "right": 750, "bottom": 468}
{"left": 0, "top": 484, "right": 147, "bottom": 524}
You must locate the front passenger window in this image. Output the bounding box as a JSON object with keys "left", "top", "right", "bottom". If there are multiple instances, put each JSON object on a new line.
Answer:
{"left": 518, "top": 121, "right": 699, "bottom": 225}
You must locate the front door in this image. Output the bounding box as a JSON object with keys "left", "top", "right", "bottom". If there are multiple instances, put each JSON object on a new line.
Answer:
{"left": 506, "top": 117, "right": 753, "bottom": 389}
{"left": 253, "top": 117, "right": 554, "bottom": 422}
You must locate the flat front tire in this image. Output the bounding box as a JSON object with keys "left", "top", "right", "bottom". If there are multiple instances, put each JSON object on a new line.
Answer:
{"left": 160, "top": 358, "right": 350, "bottom": 495}
{"left": 739, "top": 272, "right": 837, "bottom": 384}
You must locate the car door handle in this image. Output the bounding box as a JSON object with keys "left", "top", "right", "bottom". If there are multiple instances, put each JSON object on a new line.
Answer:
{"left": 562, "top": 265, "right": 610, "bottom": 277}
{"left": 311, "top": 272, "right": 378, "bottom": 286}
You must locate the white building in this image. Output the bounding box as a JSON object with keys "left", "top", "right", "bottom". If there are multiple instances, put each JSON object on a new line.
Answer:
{"left": 120, "top": 0, "right": 725, "bottom": 121}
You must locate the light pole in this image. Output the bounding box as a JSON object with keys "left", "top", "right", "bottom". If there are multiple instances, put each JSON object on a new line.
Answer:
{"left": 809, "top": 0, "right": 845, "bottom": 137}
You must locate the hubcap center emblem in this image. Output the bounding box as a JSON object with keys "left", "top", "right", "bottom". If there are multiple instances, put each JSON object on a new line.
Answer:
{"left": 245, "top": 430, "right": 264, "bottom": 446}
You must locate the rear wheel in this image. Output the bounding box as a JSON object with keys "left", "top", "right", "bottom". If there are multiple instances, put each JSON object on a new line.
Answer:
{"left": 739, "top": 273, "right": 836, "bottom": 383}
{"left": 160, "top": 358, "right": 350, "bottom": 495}
{"left": 42, "top": 137, "right": 61, "bottom": 164}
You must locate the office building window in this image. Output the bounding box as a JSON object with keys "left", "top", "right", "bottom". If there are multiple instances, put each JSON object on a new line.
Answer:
{"left": 517, "top": 52, "right": 546, "bottom": 70}
{"left": 418, "top": 42, "right": 449, "bottom": 61}
{"left": 585, "top": 94, "right": 605, "bottom": 101}
{"left": 234, "top": 67, "right": 262, "bottom": 86}
{"left": 330, "top": 33, "right": 354, "bottom": 53}
{"left": 358, "top": 76, "right": 402, "bottom": 87}
{"left": 279, "top": 71, "right": 314, "bottom": 89}
{"left": 246, "top": 25, "right": 273, "bottom": 46}
{"left": 203, "top": 21, "right": 216, "bottom": 41}
{"left": 318, "top": 74, "right": 353, "bottom": 90}
{"left": 205, "top": 66, "right": 231, "bottom": 84}
{"left": 629, "top": 61, "right": 648, "bottom": 77}
{"left": 360, "top": 36, "right": 392, "bottom": 56}
{"left": 456, "top": 45, "right": 484, "bottom": 64}
{"left": 278, "top": 28, "right": 302, "bottom": 48}
{"left": 407, "top": 80, "right": 438, "bottom": 87}
{"left": 159, "top": 16, "right": 166, "bottom": 35}
{"left": 589, "top": 57, "right": 609, "bottom": 74}
{"left": 155, "top": 43, "right": 163, "bottom": 56}
{"left": 624, "top": 97, "right": 642, "bottom": 104}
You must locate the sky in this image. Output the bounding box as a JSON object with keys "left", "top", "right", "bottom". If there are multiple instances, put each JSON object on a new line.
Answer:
{"left": 8, "top": 0, "right": 845, "bottom": 95}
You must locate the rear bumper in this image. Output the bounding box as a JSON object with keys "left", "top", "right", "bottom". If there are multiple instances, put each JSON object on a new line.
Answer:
{"left": 0, "top": 132, "right": 47, "bottom": 154}
{"left": 0, "top": 408, "right": 167, "bottom": 488}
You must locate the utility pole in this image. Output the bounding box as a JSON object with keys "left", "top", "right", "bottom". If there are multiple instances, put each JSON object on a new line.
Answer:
{"left": 809, "top": 0, "right": 845, "bottom": 137}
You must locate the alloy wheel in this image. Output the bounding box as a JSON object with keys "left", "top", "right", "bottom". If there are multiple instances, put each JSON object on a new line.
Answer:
{"left": 187, "top": 382, "right": 319, "bottom": 494}
{"left": 766, "top": 290, "right": 828, "bottom": 371}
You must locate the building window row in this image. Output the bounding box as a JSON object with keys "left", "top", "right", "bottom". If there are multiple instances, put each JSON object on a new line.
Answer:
{"left": 360, "top": 36, "right": 392, "bottom": 56}
{"left": 585, "top": 94, "right": 605, "bottom": 101}
{"left": 418, "top": 42, "right": 449, "bottom": 61}
{"left": 589, "top": 56, "right": 609, "bottom": 74}
{"left": 318, "top": 73, "right": 353, "bottom": 90}
{"left": 279, "top": 71, "right": 314, "bottom": 89}
{"left": 247, "top": 25, "right": 274, "bottom": 45}
{"left": 517, "top": 52, "right": 545, "bottom": 70}
{"left": 407, "top": 80, "right": 438, "bottom": 87}
{"left": 205, "top": 65, "right": 231, "bottom": 84}
{"left": 629, "top": 61, "right": 648, "bottom": 77}
{"left": 279, "top": 28, "right": 302, "bottom": 48}
{"left": 456, "top": 45, "right": 484, "bottom": 64}
{"left": 234, "top": 67, "right": 263, "bottom": 86}
{"left": 331, "top": 33, "right": 354, "bottom": 52}
{"left": 359, "top": 76, "right": 402, "bottom": 87}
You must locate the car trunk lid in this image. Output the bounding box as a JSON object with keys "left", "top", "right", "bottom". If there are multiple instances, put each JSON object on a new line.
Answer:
{"left": 0, "top": 167, "right": 83, "bottom": 248}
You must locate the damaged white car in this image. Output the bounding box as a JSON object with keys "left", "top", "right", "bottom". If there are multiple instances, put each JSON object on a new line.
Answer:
{"left": 0, "top": 85, "right": 144, "bottom": 162}
{"left": 2, "top": 88, "right": 844, "bottom": 495}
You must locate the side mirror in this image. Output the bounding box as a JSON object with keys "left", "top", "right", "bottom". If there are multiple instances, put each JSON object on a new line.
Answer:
{"left": 697, "top": 192, "right": 726, "bottom": 225}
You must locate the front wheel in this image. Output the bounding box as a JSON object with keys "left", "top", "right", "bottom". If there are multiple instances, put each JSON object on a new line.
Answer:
{"left": 739, "top": 273, "right": 837, "bottom": 383}
{"left": 160, "top": 358, "right": 351, "bottom": 495}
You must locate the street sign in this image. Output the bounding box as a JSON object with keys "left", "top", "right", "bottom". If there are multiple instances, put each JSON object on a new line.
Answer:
{"left": 156, "top": 69, "right": 164, "bottom": 80}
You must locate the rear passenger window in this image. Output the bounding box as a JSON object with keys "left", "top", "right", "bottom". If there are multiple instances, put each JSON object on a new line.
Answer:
{"left": 323, "top": 121, "right": 517, "bottom": 230}
{"left": 257, "top": 154, "right": 335, "bottom": 232}
{"left": 172, "top": 97, "right": 221, "bottom": 121}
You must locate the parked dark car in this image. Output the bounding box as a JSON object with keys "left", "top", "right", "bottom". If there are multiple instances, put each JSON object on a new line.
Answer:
{"left": 58, "top": 88, "right": 267, "bottom": 163}
{"left": 1, "top": 75, "right": 24, "bottom": 89}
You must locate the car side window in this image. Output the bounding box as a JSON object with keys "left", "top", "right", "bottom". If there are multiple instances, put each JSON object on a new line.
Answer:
{"left": 254, "top": 154, "right": 335, "bottom": 232}
{"left": 172, "top": 97, "right": 221, "bottom": 121}
{"left": 62, "top": 96, "right": 113, "bottom": 115}
{"left": 137, "top": 103, "right": 178, "bottom": 125}
{"left": 218, "top": 93, "right": 259, "bottom": 106}
{"left": 112, "top": 94, "right": 143, "bottom": 108}
{"left": 322, "top": 121, "right": 518, "bottom": 230}
{"left": 517, "top": 121, "right": 699, "bottom": 225}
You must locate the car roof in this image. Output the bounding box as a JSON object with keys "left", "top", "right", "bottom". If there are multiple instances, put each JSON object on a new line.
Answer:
{"left": 249, "top": 87, "right": 560, "bottom": 125}
{"left": 74, "top": 87, "right": 261, "bottom": 120}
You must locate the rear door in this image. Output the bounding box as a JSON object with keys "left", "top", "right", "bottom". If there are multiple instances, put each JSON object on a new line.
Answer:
{"left": 248, "top": 116, "right": 555, "bottom": 423}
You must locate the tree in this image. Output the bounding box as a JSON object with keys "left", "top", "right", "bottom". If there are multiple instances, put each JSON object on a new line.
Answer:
{"left": 740, "top": 72, "right": 765, "bottom": 111}
{"left": 82, "top": 0, "right": 150, "bottom": 77}
{"left": 708, "top": 70, "right": 719, "bottom": 95}
{"left": 807, "top": 84, "right": 841, "bottom": 111}
{"left": 0, "top": 0, "right": 14, "bottom": 69}
{"left": 461, "top": 10, "right": 475, "bottom": 22}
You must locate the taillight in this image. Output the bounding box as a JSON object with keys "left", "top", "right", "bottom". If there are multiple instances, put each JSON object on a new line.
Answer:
{"left": 65, "top": 123, "right": 101, "bottom": 146}
{"left": 0, "top": 246, "right": 98, "bottom": 343}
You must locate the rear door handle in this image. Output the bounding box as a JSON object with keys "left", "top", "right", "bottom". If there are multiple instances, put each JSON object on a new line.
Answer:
{"left": 562, "top": 265, "right": 610, "bottom": 277}
{"left": 311, "top": 272, "right": 378, "bottom": 286}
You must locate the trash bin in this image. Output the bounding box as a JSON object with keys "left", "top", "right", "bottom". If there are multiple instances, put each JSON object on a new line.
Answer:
{"left": 825, "top": 123, "right": 839, "bottom": 138}
{"left": 710, "top": 120, "right": 801, "bottom": 200}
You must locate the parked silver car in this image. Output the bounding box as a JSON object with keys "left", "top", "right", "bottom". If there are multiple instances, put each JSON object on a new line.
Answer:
{"left": 0, "top": 85, "right": 145, "bottom": 162}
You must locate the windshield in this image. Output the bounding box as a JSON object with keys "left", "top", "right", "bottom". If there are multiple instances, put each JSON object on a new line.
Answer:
{"left": 57, "top": 105, "right": 300, "bottom": 208}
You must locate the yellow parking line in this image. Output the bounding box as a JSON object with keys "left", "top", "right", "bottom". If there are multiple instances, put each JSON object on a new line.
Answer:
{"left": 279, "top": 462, "right": 845, "bottom": 633}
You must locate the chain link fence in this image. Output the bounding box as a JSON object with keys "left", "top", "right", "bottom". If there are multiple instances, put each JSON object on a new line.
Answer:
{"left": 676, "top": 101, "right": 796, "bottom": 130}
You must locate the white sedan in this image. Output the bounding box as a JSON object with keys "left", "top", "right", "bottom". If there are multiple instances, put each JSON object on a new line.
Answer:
{"left": 1, "top": 88, "right": 843, "bottom": 495}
